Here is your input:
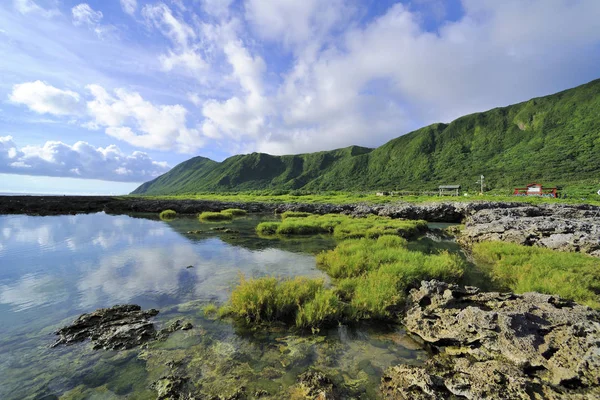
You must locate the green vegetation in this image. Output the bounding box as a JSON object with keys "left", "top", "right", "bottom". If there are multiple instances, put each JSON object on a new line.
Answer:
{"left": 280, "top": 211, "right": 312, "bottom": 219}
{"left": 159, "top": 209, "right": 177, "bottom": 219}
{"left": 472, "top": 242, "right": 600, "bottom": 309}
{"left": 227, "top": 235, "right": 465, "bottom": 328}
{"left": 221, "top": 208, "right": 247, "bottom": 217}
{"left": 199, "top": 211, "right": 233, "bottom": 221}
{"left": 202, "top": 303, "right": 218, "bottom": 316}
{"left": 133, "top": 79, "right": 600, "bottom": 196}
{"left": 256, "top": 214, "right": 427, "bottom": 239}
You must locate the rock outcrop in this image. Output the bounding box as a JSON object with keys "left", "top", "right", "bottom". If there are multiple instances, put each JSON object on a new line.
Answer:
{"left": 53, "top": 304, "right": 164, "bottom": 350}
{"left": 382, "top": 280, "right": 600, "bottom": 399}
{"left": 460, "top": 204, "right": 600, "bottom": 256}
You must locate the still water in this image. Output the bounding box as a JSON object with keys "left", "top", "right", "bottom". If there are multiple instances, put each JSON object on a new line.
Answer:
{"left": 0, "top": 213, "right": 429, "bottom": 399}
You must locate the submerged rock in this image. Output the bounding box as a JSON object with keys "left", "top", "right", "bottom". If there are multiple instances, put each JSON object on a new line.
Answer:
{"left": 382, "top": 280, "right": 600, "bottom": 399}
{"left": 53, "top": 304, "right": 160, "bottom": 350}
{"left": 151, "top": 374, "right": 196, "bottom": 400}
{"left": 296, "top": 370, "right": 338, "bottom": 399}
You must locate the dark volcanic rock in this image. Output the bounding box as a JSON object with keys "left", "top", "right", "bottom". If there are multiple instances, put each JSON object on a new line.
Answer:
{"left": 382, "top": 280, "right": 600, "bottom": 399}
{"left": 460, "top": 204, "right": 600, "bottom": 256}
{"left": 52, "top": 304, "right": 160, "bottom": 350}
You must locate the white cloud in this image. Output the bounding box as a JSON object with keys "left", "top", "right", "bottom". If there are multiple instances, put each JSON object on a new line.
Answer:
{"left": 86, "top": 84, "right": 203, "bottom": 153}
{"left": 0, "top": 135, "right": 170, "bottom": 182}
{"left": 142, "top": 3, "right": 206, "bottom": 75}
{"left": 160, "top": 49, "right": 206, "bottom": 73}
{"left": 71, "top": 3, "right": 116, "bottom": 39}
{"left": 201, "top": 0, "right": 233, "bottom": 18}
{"left": 244, "top": 0, "right": 348, "bottom": 47}
{"left": 9, "top": 81, "right": 81, "bottom": 116}
{"left": 72, "top": 3, "right": 103, "bottom": 27}
{"left": 120, "top": 0, "right": 137, "bottom": 16}
{"left": 13, "top": 0, "right": 59, "bottom": 17}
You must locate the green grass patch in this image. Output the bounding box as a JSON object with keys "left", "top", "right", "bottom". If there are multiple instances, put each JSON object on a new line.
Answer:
{"left": 472, "top": 242, "right": 600, "bottom": 309}
{"left": 229, "top": 276, "right": 325, "bottom": 325}
{"left": 227, "top": 235, "right": 466, "bottom": 328}
{"left": 199, "top": 211, "right": 233, "bottom": 221}
{"left": 221, "top": 208, "right": 248, "bottom": 217}
{"left": 280, "top": 211, "right": 312, "bottom": 220}
{"left": 203, "top": 303, "right": 218, "bottom": 317}
{"left": 159, "top": 209, "right": 177, "bottom": 219}
{"left": 256, "top": 214, "right": 427, "bottom": 239}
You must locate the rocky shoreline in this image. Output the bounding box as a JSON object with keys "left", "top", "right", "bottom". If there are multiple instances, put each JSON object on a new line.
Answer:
{"left": 381, "top": 280, "right": 600, "bottom": 399}
{"left": 458, "top": 204, "right": 600, "bottom": 257}
{"left": 2, "top": 195, "right": 598, "bottom": 222}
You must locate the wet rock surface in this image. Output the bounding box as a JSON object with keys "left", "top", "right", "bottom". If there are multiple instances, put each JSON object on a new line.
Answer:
{"left": 460, "top": 204, "right": 600, "bottom": 256}
{"left": 53, "top": 304, "right": 161, "bottom": 350}
{"left": 382, "top": 280, "right": 600, "bottom": 399}
{"left": 296, "top": 370, "right": 338, "bottom": 399}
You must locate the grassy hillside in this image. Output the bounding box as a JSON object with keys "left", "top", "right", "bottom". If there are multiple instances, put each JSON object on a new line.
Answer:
{"left": 133, "top": 79, "right": 600, "bottom": 195}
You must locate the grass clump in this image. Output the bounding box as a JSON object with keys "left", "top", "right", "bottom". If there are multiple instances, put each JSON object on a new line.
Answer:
{"left": 280, "top": 211, "right": 312, "bottom": 220}
{"left": 159, "top": 209, "right": 177, "bottom": 219}
{"left": 319, "top": 235, "right": 465, "bottom": 319}
{"left": 221, "top": 208, "right": 247, "bottom": 217}
{"left": 199, "top": 211, "right": 233, "bottom": 221}
{"left": 256, "top": 222, "right": 280, "bottom": 235}
{"left": 227, "top": 235, "right": 466, "bottom": 327}
{"left": 203, "top": 303, "right": 218, "bottom": 317}
{"left": 256, "top": 214, "right": 427, "bottom": 239}
{"left": 472, "top": 242, "right": 600, "bottom": 309}
{"left": 229, "top": 276, "right": 324, "bottom": 325}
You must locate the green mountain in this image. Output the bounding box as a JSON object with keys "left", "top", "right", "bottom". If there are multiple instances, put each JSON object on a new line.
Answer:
{"left": 133, "top": 79, "right": 600, "bottom": 195}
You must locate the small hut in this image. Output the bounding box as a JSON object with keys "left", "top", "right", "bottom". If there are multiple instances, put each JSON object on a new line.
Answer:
{"left": 438, "top": 185, "right": 461, "bottom": 196}
{"left": 513, "top": 183, "right": 557, "bottom": 198}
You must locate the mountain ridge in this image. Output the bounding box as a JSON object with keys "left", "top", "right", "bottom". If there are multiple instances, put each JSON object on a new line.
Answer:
{"left": 132, "top": 79, "right": 600, "bottom": 195}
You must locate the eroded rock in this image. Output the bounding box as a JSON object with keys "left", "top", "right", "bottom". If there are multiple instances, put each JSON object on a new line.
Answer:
{"left": 460, "top": 205, "right": 600, "bottom": 256}
{"left": 382, "top": 280, "right": 600, "bottom": 399}
{"left": 296, "top": 370, "right": 338, "bottom": 399}
{"left": 53, "top": 304, "right": 160, "bottom": 350}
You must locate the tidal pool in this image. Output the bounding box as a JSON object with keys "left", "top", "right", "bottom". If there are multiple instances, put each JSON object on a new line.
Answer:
{"left": 0, "top": 213, "right": 431, "bottom": 399}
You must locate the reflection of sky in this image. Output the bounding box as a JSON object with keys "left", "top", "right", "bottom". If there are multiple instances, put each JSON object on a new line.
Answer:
{"left": 0, "top": 213, "right": 324, "bottom": 335}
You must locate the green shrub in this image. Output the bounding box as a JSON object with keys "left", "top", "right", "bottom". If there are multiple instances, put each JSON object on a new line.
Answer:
{"left": 159, "top": 209, "right": 177, "bottom": 219}
{"left": 199, "top": 211, "right": 233, "bottom": 221}
{"left": 472, "top": 242, "right": 600, "bottom": 308}
{"left": 221, "top": 208, "right": 247, "bottom": 217}
{"left": 256, "top": 222, "right": 280, "bottom": 235}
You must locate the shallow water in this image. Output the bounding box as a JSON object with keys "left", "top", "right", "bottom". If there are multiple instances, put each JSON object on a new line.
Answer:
{"left": 0, "top": 213, "right": 435, "bottom": 399}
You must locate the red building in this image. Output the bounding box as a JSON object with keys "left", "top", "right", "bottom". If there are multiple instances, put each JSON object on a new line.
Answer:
{"left": 513, "top": 183, "right": 558, "bottom": 198}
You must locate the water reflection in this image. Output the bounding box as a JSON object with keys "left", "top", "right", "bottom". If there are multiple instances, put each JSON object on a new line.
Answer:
{"left": 0, "top": 213, "right": 328, "bottom": 328}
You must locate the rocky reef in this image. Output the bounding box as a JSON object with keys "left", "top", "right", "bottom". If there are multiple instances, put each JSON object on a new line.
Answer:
{"left": 52, "top": 305, "right": 192, "bottom": 350}
{"left": 381, "top": 280, "right": 600, "bottom": 399}
{"left": 459, "top": 204, "right": 600, "bottom": 256}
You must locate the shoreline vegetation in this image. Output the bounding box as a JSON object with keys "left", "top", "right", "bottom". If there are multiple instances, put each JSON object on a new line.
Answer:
{"left": 219, "top": 212, "right": 600, "bottom": 332}
{"left": 130, "top": 190, "right": 600, "bottom": 206}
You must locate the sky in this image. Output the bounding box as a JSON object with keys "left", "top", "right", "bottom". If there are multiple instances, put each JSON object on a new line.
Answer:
{"left": 1, "top": 0, "right": 600, "bottom": 195}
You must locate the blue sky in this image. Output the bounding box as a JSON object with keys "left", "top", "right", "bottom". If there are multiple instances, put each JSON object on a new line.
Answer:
{"left": 1, "top": 0, "right": 600, "bottom": 194}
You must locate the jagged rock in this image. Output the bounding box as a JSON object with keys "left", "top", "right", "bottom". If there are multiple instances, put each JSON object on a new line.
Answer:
{"left": 52, "top": 304, "right": 160, "bottom": 350}
{"left": 152, "top": 374, "right": 196, "bottom": 400}
{"left": 296, "top": 370, "right": 338, "bottom": 399}
{"left": 460, "top": 205, "right": 600, "bottom": 256}
{"left": 382, "top": 280, "right": 600, "bottom": 399}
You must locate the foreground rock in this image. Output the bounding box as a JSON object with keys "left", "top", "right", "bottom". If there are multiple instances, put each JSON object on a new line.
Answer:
{"left": 382, "top": 280, "right": 600, "bottom": 399}
{"left": 460, "top": 204, "right": 600, "bottom": 256}
{"left": 52, "top": 304, "right": 191, "bottom": 350}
